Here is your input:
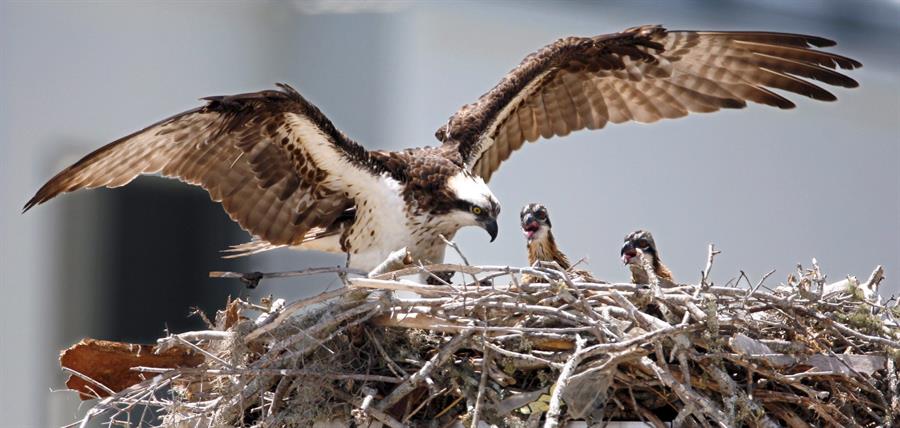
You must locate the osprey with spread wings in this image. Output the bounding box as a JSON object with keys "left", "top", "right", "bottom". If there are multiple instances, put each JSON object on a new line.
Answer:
{"left": 24, "top": 25, "right": 860, "bottom": 271}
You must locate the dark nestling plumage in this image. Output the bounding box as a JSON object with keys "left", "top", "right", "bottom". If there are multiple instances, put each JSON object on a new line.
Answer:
{"left": 24, "top": 25, "right": 860, "bottom": 272}
{"left": 621, "top": 230, "right": 674, "bottom": 285}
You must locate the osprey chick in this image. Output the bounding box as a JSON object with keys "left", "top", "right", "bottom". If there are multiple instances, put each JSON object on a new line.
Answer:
{"left": 24, "top": 25, "right": 860, "bottom": 272}
{"left": 520, "top": 203, "right": 597, "bottom": 282}
{"left": 621, "top": 230, "right": 674, "bottom": 285}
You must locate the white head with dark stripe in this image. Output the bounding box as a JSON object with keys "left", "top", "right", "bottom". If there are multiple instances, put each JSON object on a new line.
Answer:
{"left": 520, "top": 203, "right": 552, "bottom": 242}
{"left": 442, "top": 171, "right": 500, "bottom": 241}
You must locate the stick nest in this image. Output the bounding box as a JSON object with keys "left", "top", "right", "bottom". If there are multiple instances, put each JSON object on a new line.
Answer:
{"left": 65, "top": 250, "right": 900, "bottom": 427}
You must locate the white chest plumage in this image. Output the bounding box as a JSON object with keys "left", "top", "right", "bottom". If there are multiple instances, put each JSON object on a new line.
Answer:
{"left": 342, "top": 174, "right": 455, "bottom": 271}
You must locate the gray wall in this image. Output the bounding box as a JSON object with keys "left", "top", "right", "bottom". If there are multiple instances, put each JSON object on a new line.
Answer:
{"left": 1, "top": 1, "right": 897, "bottom": 425}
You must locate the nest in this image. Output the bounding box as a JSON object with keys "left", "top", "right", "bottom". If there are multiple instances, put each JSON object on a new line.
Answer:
{"left": 62, "top": 246, "right": 900, "bottom": 427}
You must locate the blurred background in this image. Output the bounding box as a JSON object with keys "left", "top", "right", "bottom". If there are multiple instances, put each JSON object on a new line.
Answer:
{"left": 1, "top": 0, "right": 897, "bottom": 425}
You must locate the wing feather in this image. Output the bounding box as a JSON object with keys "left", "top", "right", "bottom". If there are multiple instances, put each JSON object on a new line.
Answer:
{"left": 24, "top": 84, "right": 377, "bottom": 248}
{"left": 437, "top": 25, "right": 860, "bottom": 182}
{"left": 583, "top": 80, "right": 610, "bottom": 130}
{"left": 533, "top": 91, "right": 553, "bottom": 139}
{"left": 561, "top": 73, "right": 592, "bottom": 129}
{"left": 635, "top": 80, "right": 689, "bottom": 119}
{"left": 556, "top": 76, "right": 582, "bottom": 131}
{"left": 600, "top": 80, "right": 633, "bottom": 124}
{"left": 517, "top": 104, "right": 539, "bottom": 142}
{"left": 497, "top": 118, "right": 514, "bottom": 162}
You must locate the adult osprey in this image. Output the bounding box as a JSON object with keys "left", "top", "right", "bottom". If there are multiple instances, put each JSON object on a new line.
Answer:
{"left": 24, "top": 25, "right": 860, "bottom": 272}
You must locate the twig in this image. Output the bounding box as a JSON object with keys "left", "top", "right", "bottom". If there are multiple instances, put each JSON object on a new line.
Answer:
{"left": 132, "top": 366, "right": 403, "bottom": 383}
{"left": 483, "top": 341, "right": 564, "bottom": 369}
{"left": 640, "top": 356, "right": 729, "bottom": 425}
{"left": 268, "top": 377, "right": 293, "bottom": 417}
{"left": 543, "top": 335, "right": 587, "bottom": 428}
{"left": 747, "top": 269, "right": 777, "bottom": 299}
{"left": 703, "top": 364, "right": 780, "bottom": 428}
{"left": 889, "top": 357, "right": 900, "bottom": 425}
{"left": 440, "top": 234, "right": 471, "bottom": 266}
{"left": 812, "top": 257, "right": 826, "bottom": 299}
{"left": 329, "top": 386, "right": 405, "bottom": 428}
{"left": 246, "top": 287, "right": 349, "bottom": 342}
{"left": 404, "top": 387, "right": 449, "bottom": 422}
{"left": 350, "top": 277, "right": 455, "bottom": 296}
{"left": 470, "top": 345, "right": 490, "bottom": 427}
{"left": 353, "top": 386, "right": 377, "bottom": 426}
{"left": 165, "top": 334, "right": 233, "bottom": 369}
{"left": 209, "top": 265, "right": 366, "bottom": 288}
{"left": 63, "top": 252, "right": 897, "bottom": 427}
{"left": 364, "top": 326, "right": 408, "bottom": 379}
{"left": 862, "top": 265, "right": 885, "bottom": 292}
{"left": 61, "top": 367, "right": 115, "bottom": 397}
{"left": 155, "top": 330, "right": 232, "bottom": 350}
{"left": 440, "top": 234, "right": 481, "bottom": 290}
{"left": 376, "top": 329, "right": 475, "bottom": 411}
{"left": 700, "top": 243, "right": 721, "bottom": 289}
{"left": 368, "top": 247, "right": 413, "bottom": 277}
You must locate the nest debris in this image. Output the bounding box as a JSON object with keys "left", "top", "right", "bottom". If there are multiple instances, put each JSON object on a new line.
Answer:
{"left": 62, "top": 246, "right": 900, "bottom": 427}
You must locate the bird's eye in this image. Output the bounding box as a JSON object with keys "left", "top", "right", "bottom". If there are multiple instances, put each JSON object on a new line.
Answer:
{"left": 536, "top": 211, "right": 546, "bottom": 220}
{"left": 471, "top": 206, "right": 483, "bottom": 215}
{"left": 636, "top": 239, "right": 651, "bottom": 249}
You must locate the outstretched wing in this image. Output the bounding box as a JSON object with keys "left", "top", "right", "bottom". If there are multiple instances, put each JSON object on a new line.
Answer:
{"left": 437, "top": 25, "right": 861, "bottom": 182}
{"left": 25, "top": 84, "right": 384, "bottom": 247}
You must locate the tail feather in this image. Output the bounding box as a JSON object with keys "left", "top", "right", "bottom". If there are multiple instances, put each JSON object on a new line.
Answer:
{"left": 221, "top": 239, "right": 286, "bottom": 258}
{"left": 221, "top": 225, "right": 344, "bottom": 258}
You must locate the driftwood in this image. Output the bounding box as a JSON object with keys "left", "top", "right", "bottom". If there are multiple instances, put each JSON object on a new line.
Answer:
{"left": 60, "top": 245, "right": 900, "bottom": 427}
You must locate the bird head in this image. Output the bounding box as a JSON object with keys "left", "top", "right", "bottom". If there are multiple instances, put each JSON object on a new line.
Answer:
{"left": 520, "top": 203, "right": 552, "bottom": 242}
{"left": 445, "top": 171, "right": 500, "bottom": 241}
{"left": 620, "top": 229, "right": 659, "bottom": 267}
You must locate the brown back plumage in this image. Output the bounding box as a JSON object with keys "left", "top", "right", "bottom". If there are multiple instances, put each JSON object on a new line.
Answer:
{"left": 438, "top": 25, "right": 860, "bottom": 182}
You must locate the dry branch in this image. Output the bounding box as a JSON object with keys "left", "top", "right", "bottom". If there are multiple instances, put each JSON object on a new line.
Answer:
{"left": 61, "top": 248, "right": 899, "bottom": 427}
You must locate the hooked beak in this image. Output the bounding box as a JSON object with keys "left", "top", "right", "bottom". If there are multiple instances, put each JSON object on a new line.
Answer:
{"left": 481, "top": 218, "right": 499, "bottom": 242}
{"left": 620, "top": 242, "right": 637, "bottom": 265}
{"left": 521, "top": 214, "right": 540, "bottom": 240}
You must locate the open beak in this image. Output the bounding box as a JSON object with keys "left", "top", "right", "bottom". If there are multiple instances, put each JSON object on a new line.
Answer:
{"left": 521, "top": 214, "right": 540, "bottom": 240}
{"left": 620, "top": 242, "right": 637, "bottom": 264}
{"left": 521, "top": 213, "right": 543, "bottom": 238}
{"left": 481, "top": 218, "right": 498, "bottom": 242}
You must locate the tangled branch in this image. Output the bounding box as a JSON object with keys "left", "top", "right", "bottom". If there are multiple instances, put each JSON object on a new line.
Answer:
{"left": 62, "top": 247, "right": 899, "bottom": 427}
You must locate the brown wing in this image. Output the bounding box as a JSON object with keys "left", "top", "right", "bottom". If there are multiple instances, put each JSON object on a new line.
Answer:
{"left": 24, "top": 84, "right": 384, "bottom": 247}
{"left": 437, "top": 25, "right": 861, "bottom": 182}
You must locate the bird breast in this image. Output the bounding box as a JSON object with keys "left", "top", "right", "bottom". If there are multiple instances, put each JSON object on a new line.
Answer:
{"left": 342, "top": 173, "right": 458, "bottom": 271}
{"left": 342, "top": 173, "right": 413, "bottom": 270}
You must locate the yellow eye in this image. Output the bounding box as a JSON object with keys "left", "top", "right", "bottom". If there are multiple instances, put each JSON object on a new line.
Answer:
{"left": 471, "top": 206, "right": 483, "bottom": 215}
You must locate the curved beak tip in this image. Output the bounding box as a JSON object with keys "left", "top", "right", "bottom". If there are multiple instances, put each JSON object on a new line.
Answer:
{"left": 484, "top": 219, "right": 499, "bottom": 242}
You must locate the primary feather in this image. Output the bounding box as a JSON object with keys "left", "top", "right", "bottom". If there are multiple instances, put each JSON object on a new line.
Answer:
{"left": 25, "top": 26, "right": 859, "bottom": 272}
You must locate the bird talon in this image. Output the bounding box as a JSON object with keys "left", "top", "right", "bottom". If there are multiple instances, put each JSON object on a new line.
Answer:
{"left": 240, "top": 272, "right": 264, "bottom": 289}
